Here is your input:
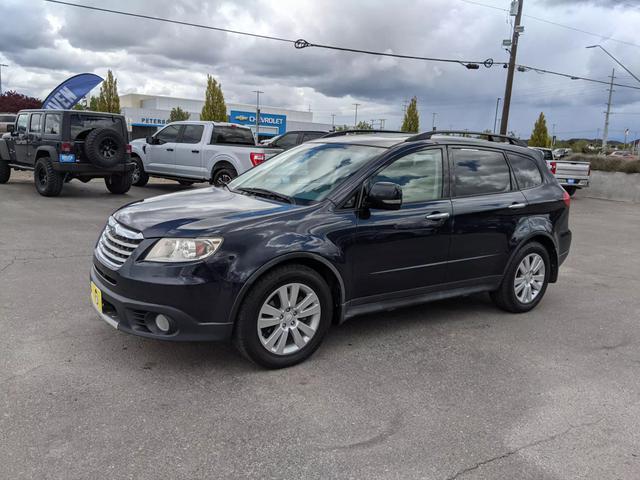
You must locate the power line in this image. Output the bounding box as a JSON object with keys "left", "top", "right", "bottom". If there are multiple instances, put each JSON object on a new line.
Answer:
{"left": 459, "top": 0, "right": 640, "bottom": 49}
{"left": 44, "top": 0, "right": 640, "bottom": 92}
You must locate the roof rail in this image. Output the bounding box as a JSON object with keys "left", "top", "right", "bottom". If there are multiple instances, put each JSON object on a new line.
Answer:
{"left": 405, "top": 130, "right": 528, "bottom": 147}
{"left": 322, "top": 129, "right": 406, "bottom": 138}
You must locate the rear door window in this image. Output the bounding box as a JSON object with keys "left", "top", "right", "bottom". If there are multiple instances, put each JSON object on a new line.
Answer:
{"left": 70, "top": 114, "right": 124, "bottom": 140}
{"left": 179, "top": 124, "right": 204, "bottom": 144}
{"left": 508, "top": 153, "right": 543, "bottom": 190}
{"left": 452, "top": 148, "right": 512, "bottom": 197}
{"left": 211, "top": 126, "right": 255, "bottom": 145}
{"left": 44, "top": 113, "right": 62, "bottom": 136}
{"left": 275, "top": 132, "right": 299, "bottom": 149}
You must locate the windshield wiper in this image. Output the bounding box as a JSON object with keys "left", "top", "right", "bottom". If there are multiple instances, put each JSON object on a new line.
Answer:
{"left": 237, "top": 187, "right": 295, "bottom": 204}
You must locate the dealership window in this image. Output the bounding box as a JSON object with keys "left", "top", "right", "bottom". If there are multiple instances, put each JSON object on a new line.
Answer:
{"left": 29, "top": 113, "right": 42, "bottom": 133}
{"left": 507, "top": 153, "right": 543, "bottom": 190}
{"left": 452, "top": 149, "right": 511, "bottom": 197}
{"left": 155, "top": 124, "right": 181, "bottom": 144}
{"left": 371, "top": 149, "right": 443, "bottom": 204}
{"left": 44, "top": 114, "right": 62, "bottom": 136}
{"left": 179, "top": 124, "right": 204, "bottom": 144}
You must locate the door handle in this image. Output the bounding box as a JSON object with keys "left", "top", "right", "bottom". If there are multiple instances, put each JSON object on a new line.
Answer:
{"left": 426, "top": 212, "right": 450, "bottom": 220}
{"left": 508, "top": 202, "right": 527, "bottom": 209}
{"left": 191, "top": 150, "right": 200, "bottom": 153}
{"left": 166, "top": 148, "right": 174, "bottom": 152}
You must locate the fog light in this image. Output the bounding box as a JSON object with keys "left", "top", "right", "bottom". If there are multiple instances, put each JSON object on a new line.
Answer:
{"left": 155, "top": 314, "right": 171, "bottom": 332}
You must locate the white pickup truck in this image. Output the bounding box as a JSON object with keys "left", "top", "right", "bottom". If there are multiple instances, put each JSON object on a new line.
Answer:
{"left": 130, "top": 121, "right": 281, "bottom": 187}
{"left": 530, "top": 147, "right": 590, "bottom": 196}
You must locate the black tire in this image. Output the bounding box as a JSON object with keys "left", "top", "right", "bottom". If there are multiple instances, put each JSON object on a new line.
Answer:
{"left": 178, "top": 180, "right": 194, "bottom": 186}
{"left": 84, "top": 128, "right": 126, "bottom": 169}
{"left": 131, "top": 157, "right": 149, "bottom": 187}
{"left": 0, "top": 161, "right": 10, "bottom": 184}
{"left": 490, "top": 241, "right": 551, "bottom": 313}
{"left": 105, "top": 172, "right": 132, "bottom": 194}
{"left": 564, "top": 186, "right": 577, "bottom": 196}
{"left": 34, "top": 157, "right": 63, "bottom": 197}
{"left": 233, "top": 265, "right": 333, "bottom": 369}
{"left": 211, "top": 164, "right": 237, "bottom": 187}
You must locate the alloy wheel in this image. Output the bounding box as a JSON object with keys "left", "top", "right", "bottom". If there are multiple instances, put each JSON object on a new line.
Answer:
{"left": 514, "top": 253, "right": 545, "bottom": 304}
{"left": 100, "top": 139, "right": 118, "bottom": 158}
{"left": 257, "top": 282, "right": 321, "bottom": 356}
{"left": 132, "top": 163, "right": 140, "bottom": 184}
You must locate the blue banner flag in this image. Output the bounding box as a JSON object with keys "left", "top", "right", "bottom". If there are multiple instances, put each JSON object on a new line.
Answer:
{"left": 42, "top": 73, "right": 103, "bottom": 110}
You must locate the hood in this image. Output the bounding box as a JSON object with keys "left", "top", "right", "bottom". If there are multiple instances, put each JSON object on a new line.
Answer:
{"left": 113, "top": 187, "right": 303, "bottom": 238}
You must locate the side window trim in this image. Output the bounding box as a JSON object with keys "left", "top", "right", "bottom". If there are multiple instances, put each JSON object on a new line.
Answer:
{"left": 448, "top": 146, "right": 513, "bottom": 198}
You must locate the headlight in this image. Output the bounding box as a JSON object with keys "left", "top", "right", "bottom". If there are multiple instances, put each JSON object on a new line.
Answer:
{"left": 144, "top": 238, "right": 223, "bottom": 263}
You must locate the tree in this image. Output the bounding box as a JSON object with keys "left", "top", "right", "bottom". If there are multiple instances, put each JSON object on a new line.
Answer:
{"left": 169, "top": 106, "right": 191, "bottom": 122}
{"left": 401, "top": 96, "right": 419, "bottom": 133}
{"left": 200, "top": 75, "right": 227, "bottom": 122}
{"left": 89, "top": 96, "right": 99, "bottom": 111}
{"left": 0, "top": 90, "right": 42, "bottom": 112}
{"left": 97, "top": 70, "right": 120, "bottom": 113}
{"left": 355, "top": 120, "right": 373, "bottom": 130}
{"left": 529, "top": 112, "right": 551, "bottom": 147}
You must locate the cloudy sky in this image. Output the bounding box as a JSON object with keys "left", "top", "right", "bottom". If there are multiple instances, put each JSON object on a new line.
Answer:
{"left": 1, "top": 0, "right": 639, "bottom": 140}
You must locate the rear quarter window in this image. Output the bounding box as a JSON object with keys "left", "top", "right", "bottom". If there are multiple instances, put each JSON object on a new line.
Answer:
{"left": 508, "top": 153, "right": 543, "bottom": 190}
{"left": 452, "top": 148, "right": 512, "bottom": 197}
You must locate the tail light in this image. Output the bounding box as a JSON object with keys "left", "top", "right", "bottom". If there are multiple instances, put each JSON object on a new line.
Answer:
{"left": 587, "top": 164, "right": 591, "bottom": 176}
{"left": 562, "top": 189, "right": 571, "bottom": 208}
{"left": 61, "top": 142, "right": 73, "bottom": 153}
{"left": 549, "top": 161, "right": 557, "bottom": 174}
{"left": 250, "top": 152, "right": 265, "bottom": 166}
{"left": 125, "top": 144, "right": 132, "bottom": 154}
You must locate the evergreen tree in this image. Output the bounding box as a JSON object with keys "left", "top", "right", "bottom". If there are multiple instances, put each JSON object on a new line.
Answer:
{"left": 169, "top": 106, "right": 191, "bottom": 122}
{"left": 355, "top": 120, "right": 373, "bottom": 130}
{"left": 200, "top": 75, "right": 227, "bottom": 122}
{"left": 401, "top": 96, "right": 420, "bottom": 133}
{"left": 529, "top": 112, "right": 551, "bottom": 147}
{"left": 89, "top": 96, "right": 99, "bottom": 111}
{"left": 97, "top": 70, "right": 120, "bottom": 113}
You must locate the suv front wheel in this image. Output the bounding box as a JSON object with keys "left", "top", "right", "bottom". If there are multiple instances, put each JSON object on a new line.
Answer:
{"left": 491, "top": 241, "right": 550, "bottom": 313}
{"left": 234, "top": 265, "right": 333, "bottom": 369}
{"left": 34, "top": 157, "right": 63, "bottom": 197}
{"left": 105, "top": 173, "right": 132, "bottom": 194}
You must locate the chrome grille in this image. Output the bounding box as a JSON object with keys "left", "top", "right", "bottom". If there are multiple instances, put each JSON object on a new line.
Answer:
{"left": 96, "top": 217, "right": 143, "bottom": 270}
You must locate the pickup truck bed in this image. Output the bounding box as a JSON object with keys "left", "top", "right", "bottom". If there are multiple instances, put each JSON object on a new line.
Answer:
{"left": 548, "top": 159, "right": 590, "bottom": 195}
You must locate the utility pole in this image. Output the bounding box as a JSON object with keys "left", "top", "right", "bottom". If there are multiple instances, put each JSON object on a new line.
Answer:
{"left": 379, "top": 118, "right": 386, "bottom": 129}
{"left": 331, "top": 113, "right": 336, "bottom": 129}
{"left": 0, "top": 64, "right": 8, "bottom": 95}
{"left": 431, "top": 112, "right": 437, "bottom": 131}
{"left": 500, "top": 0, "right": 524, "bottom": 135}
{"left": 252, "top": 90, "right": 263, "bottom": 141}
{"left": 602, "top": 69, "right": 615, "bottom": 154}
{"left": 552, "top": 123, "right": 556, "bottom": 146}
{"left": 493, "top": 97, "right": 501, "bottom": 133}
{"left": 353, "top": 103, "right": 360, "bottom": 127}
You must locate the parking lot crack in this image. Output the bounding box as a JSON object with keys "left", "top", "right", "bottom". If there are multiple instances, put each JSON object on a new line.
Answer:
{"left": 444, "top": 418, "right": 604, "bottom": 480}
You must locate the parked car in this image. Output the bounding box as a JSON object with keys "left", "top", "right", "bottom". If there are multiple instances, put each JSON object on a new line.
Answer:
{"left": 90, "top": 130, "right": 572, "bottom": 368}
{"left": 130, "top": 121, "right": 281, "bottom": 187}
{"left": 552, "top": 148, "right": 573, "bottom": 159}
{"left": 0, "top": 113, "right": 17, "bottom": 133}
{"left": 0, "top": 109, "right": 134, "bottom": 196}
{"left": 608, "top": 150, "right": 636, "bottom": 159}
{"left": 260, "top": 130, "right": 328, "bottom": 151}
{"left": 529, "top": 146, "right": 588, "bottom": 196}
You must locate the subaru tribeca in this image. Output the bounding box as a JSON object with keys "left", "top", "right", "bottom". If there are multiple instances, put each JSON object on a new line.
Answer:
{"left": 90, "top": 131, "right": 572, "bottom": 368}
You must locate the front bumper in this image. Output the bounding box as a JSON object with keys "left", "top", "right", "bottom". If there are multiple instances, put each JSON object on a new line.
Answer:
{"left": 90, "top": 262, "right": 234, "bottom": 342}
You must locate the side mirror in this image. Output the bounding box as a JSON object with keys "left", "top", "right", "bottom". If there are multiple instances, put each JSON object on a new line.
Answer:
{"left": 145, "top": 135, "right": 154, "bottom": 145}
{"left": 367, "top": 181, "right": 402, "bottom": 210}
{"left": 7, "top": 124, "right": 14, "bottom": 133}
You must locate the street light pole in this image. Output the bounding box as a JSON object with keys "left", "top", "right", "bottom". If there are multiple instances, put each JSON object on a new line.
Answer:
{"left": 586, "top": 45, "right": 640, "bottom": 85}
{"left": 500, "top": 0, "right": 524, "bottom": 135}
{"left": 493, "top": 97, "right": 501, "bottom": 133}
{"left": 0, "top": 64, "right": 8, "bottom": 95}
{"left": 353, "top": 103, "right": 360, "bottom": 127}
{"left": 252, "top": 90, "right": 263, "bottom": 141}
{"left": 602, "top": 69, "right": 615, "bottom": 154}
{"left": 431, "top": 112, "right": 437, "bottom": 131}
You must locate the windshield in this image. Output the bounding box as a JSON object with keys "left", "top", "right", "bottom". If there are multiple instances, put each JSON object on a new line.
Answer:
{"left": 229, "top": 142, "right": 383, "bottom": 204}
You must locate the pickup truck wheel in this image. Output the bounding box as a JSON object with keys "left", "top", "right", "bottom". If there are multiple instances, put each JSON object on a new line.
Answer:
{"left": 233, "top": 265, "right": 332, "bottom": 369}
{"left": 34, "top": 158, "right": 63, "bottom": 197}
{"left": 491, "top": 242, "right": 550, "bottom": 313}
{"left": 0, "top": 161, "right": 10, "bottom": 184}
{"left": 105, "top": 173, "right": 132, "bottom": 194}
{"left": 211, "top": 165, "right": 237, "bottom": 187}
{"left": 564, "top": 186, "right": 577, "bottom": 196}
{"left": 131, "top": 158, "right": 149, "bottom": 187}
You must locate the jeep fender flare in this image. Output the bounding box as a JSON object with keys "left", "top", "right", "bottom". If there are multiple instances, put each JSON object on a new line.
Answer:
{"left": 34, "top": 145, "right": 58, "bottom": 161}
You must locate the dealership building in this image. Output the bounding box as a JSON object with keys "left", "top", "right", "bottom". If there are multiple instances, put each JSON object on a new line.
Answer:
{"left": 120, "top": 94, "right": 332, "bottom": 141}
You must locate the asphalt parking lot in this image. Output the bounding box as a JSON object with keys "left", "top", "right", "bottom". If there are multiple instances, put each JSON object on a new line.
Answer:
{"left": 1, "top": 172, "right": 639, "bottom": 480}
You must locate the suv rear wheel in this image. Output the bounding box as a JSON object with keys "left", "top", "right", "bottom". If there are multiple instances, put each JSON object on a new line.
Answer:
{"left": 233, "top": 265, "right": 332, "bottom": 369}
{"left": 491, "top": 241, "right": 550, "bottom": 313}
{"left": 0, "top": 161, "right": 10, "bottom": 184}
{"left": 34, "top": 157, "right": 63, "bottom": 197}
{"left": 105, "top": 173, "right": 132, "bottom": 194}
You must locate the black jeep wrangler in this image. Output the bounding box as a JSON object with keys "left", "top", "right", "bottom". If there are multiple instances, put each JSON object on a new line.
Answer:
{"left": 0, "top": 109, "right": 134, "bottom": 197}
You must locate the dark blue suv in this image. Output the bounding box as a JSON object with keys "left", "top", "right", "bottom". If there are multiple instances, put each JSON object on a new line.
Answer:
{"left": 90, "top": 131, "right": 572, "bottom": 368}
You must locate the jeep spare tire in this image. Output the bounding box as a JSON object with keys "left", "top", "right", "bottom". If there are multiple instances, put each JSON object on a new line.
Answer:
{"left": 84, "top": 128, "right": 126, "bottom": 168}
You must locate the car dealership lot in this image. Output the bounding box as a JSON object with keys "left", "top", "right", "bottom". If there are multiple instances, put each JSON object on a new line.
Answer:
{"left": 1, "top": 173, "right": 639, "bottom": 479}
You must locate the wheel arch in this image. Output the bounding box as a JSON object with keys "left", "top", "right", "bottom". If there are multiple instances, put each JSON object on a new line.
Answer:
{"left": 509, "top": 232, "right": 559, "bottom": 283}
{"left": 35, "top": 146, "right": 57, "bottom": 161}
{"left": 228, "top": 252, "right": 346, "bottom": 326}
{"left": 208, "top": 155, "right": 240, "bottom": 179}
